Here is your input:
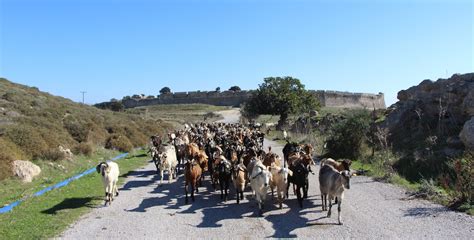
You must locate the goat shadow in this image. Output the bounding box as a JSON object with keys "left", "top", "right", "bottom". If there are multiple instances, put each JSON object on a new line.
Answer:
{"left": 41, "top": 197, "right": 100, "bottom": 215}
{"left": 126, "top": 173, "right": 185, "bottom": 212}
{"left": 264, "top": 195, "right": 319, "bottom": 238}
{"left": 124, "top": 167, "right": 322, "bottom": 238}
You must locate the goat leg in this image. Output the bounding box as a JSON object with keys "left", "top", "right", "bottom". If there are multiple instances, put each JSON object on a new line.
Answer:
{"left": 327, "top": 197, "right": 332, "bottom": 218}
{"left": 185, "top": 183, "right": 189, "bottom": 204}
{"left": 337, "top": 200, "right": 343, "bottom": 225}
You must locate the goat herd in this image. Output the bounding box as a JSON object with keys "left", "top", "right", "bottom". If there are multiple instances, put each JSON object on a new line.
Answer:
{"left": 97, "top": 122, "right": 354, "bottom": 225}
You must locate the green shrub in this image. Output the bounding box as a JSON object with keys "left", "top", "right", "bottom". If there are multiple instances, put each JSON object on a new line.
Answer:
{"left": 5, "top": 125, "right": 49, "bottom": 159}
{"left": 105, "top": 134, "right": 133, "bottom": 152}
{"left": 41, "top": 148, "right": 66, "bottom": 161}
{"left": 449, "top": 153, "right": 473, "bottom": 204}
{"left": 72, "top": 142, "right": 93, "bottom": 156}
{"left": 326, "top": 110, "right": 371, "bottom": 159}
{"left": 63, "top": 119, "right": 90, "bottom": 143}
{"left": 0, "top": 152, "right": 13, "bottom": 181}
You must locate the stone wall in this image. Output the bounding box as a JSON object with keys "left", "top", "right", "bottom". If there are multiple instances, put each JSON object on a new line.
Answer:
{"left": 120, "top": 90, "right": 386, "bottom": 109}
{"left": 122, "top": 91, "right": 254, "bottom": 108}
{"left": 311, "top": 90, "right": 385, "bottom": 109}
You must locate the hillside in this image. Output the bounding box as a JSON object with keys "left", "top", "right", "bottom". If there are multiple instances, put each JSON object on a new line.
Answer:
{"left": 0, "top": 78, "right": 173, "bottom": 180}
{"left": 382, "top": 73, "right": 473, "bottom": 181}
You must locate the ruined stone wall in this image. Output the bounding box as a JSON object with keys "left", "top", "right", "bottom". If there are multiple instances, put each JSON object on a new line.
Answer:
{"left": 311, "top": 91, "right": 386, "bottom": 109}
{"left": 120, "top": 90, "right": 386, "bottom": 109}
{"left": 122, "top": 91, "right": 254, "bottom": 108}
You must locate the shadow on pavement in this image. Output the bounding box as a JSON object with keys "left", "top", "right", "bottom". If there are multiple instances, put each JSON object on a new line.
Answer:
{"left": 403, "top": 206, "right": 447, "bottom": 218}
{"left": 125, "top": 168, "right": 321, "bottom": 237}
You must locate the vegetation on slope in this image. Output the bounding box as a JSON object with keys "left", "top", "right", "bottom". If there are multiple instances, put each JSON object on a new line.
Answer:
{"left": 0, "top": 78, "right": 173, "bottom": 180}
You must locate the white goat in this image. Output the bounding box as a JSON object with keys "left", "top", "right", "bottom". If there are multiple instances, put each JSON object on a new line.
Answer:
{"left": 157, "top": 145, "right": 178, "bottom": 184}
{"left": 250, "top": 161, "right": 272, "bottom": 214}
{"left": 270, "top": 165, "right": 293, "bottom": 209}
{"left": 96, "top": 161, "right": 120, "bottom": 206}
{"left": 319, "top": 164, "right": 351, "bottom": 225}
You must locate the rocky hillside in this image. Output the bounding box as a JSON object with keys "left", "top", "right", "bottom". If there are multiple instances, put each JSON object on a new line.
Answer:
{"left": 0, "top": 78, "right": 173, "bottom": 180}
{"left": 382, "top": 73, "right": 473, "bottom": 181}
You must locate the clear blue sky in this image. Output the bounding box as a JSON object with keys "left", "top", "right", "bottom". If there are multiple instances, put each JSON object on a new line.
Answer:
{"left": 0, "top": 0, "right": 472, "bottom": 106}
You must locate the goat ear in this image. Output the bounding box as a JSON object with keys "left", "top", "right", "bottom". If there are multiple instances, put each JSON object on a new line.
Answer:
{"left": 96, "top": 163, "right": 102, "bottom": 174}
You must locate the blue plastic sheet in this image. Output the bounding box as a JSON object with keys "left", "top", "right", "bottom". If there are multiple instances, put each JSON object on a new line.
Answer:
{"left": 0, "top": 152, "right": 129, "bottom": 214}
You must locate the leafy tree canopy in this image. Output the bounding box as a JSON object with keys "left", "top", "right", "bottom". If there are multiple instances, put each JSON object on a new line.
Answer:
{"left": 229, "top": 86, "right": 241, "bottom": 92}
{"left": 244, "top": 76, "right": 319, "bottom": 127}
{"left": 160, "top": 87, "right": 171, "bottom": 95}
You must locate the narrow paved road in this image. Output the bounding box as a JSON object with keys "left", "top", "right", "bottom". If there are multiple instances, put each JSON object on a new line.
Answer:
{"left": 59, "top": 109, "right": 473, "bottom": 239}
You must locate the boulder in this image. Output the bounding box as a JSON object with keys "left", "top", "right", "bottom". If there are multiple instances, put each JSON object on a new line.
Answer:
{"left": 59, "top": 145, "right": 73, "bottom": 160}
{"left": 12, "top": 160, "right": 41, "bottom": 183}
{"left": 460, "top": 117, "right": 474, "bottom": 151}
{"left": 309, "top": 110, "right": 319, "bottom": 117}
{"left": 462, "top": 88, "right": 474, "bottom": 116}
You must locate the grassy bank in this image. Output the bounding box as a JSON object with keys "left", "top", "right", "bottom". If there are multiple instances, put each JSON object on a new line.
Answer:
{"left": 0, "top": 149, "right": 150, "bottom": 239}
{"left": 0, "top": 148, "right": 120, "bottom": 206}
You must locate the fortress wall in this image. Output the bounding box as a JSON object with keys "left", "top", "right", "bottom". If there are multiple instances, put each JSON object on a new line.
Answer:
{"left": 120, "top": 90, "right": 385, "bottom": 109}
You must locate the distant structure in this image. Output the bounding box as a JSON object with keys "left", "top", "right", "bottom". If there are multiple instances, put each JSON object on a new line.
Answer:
{"left": 118, "top": 90, "right": 386, "bottom": 109}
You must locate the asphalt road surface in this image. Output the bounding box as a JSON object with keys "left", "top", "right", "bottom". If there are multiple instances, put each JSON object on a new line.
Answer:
{"left": 59, "top": 109, "right": 474, "bottom": 239}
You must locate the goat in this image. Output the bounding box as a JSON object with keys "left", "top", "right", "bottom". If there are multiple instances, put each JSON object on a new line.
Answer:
{"left": 184, "top": 159, "right": 202, "bottom": 204}
{"left": 270, "top": 166, "right": 293, "bottom": 209}
{"left": 321, "top": 158, "right": 352, "bottom": 172}
{"left": 319, "top": 164, "right": 351, "bottom": 225}
{"left": 217, "top": 157, "right": 232, "bottom": 201}
{"left": 156, "top": 145, "right": 178, "bottom": 184}
{"left": 250, "top": 161, "right": 272, "bottom": 214}
{"left": 96, "top": 161, "right": 120, "bottom": 206}
{"left": 263, "top": 147, "right": 281, "bottom": 168}
{"left": 320, "top": 158, "right": 352, "bottom": 203}
{"left": 287, "top": 161, "right": 309, "bottom": 208}
{"left": 232, "top": 163, "right": 246, "bottom": 204}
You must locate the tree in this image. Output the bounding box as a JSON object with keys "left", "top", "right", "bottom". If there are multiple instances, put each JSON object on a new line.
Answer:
{"left": 244, "top": 76, "right": 319, "bottom": 129}
{"left": 109, "top": 101, "right": 125, "bottom": 112}
{"left": 229, "top": 86, "right": 241, "bottom": 92}
{"left": 215, "top": 87, "right": 221, "bottom": 92}
{"left": 160, "top": 87, "right": 171, "bottom": 95}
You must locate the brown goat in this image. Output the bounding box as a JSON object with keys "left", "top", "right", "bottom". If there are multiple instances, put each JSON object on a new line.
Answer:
{"left": 263, "top": 152, "right": 281, "bottom": 168}
{"left": 184, "top": 159, "right": 202, "bottom": 204}
{"left": 185, "top": 143, "right": 200, "bottom": 160}
{"left": 321, "top": 158, "right": 352, "bottom": 172}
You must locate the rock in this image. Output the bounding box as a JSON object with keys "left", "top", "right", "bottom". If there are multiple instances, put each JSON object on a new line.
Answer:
{"left": 419, "top": 79, "right": 434, "bottom": 92}
{"left": 5, "top": 110, "right": 21, "bottom": 117}
{"left": 59, "top": 145, "right": 73, "bottom": 160}
{"left": 446, "top": 136, "right": 464, "bottom": 149}
{"left": 459, "top": 117, "right": 474, "bottom": 151}
{"left": 397, "top": 90, "right": 408, "bottom": 101}
{"left": 462, "top": 88, "right": 474, "bottom": 116}
{"left": 12, "top": 160, "right": 41, "bottom": 183}
{"left": 309, "top": 110, "right": 319, "bottom": 117}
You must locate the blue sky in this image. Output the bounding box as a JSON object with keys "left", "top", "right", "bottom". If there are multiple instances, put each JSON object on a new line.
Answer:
{"left": 0, "top": 0, "right": 472, "bottom": 106}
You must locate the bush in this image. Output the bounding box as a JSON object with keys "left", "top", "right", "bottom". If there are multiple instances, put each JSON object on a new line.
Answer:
{"left": 63, "top": 118, "right": 90, "bottom": 143}
{"left": 326, "top": 110, "right": 371, "bottom": 159}
{"left": 41, "top": 148, "right": 66, "bottom": 161}
{"left": 105, "top": 134, "right": 133, "bottom": 152}
{"left": 5, "top": 125, "right": 49, "bottom": 159}
{"left": 449, "top": 153, "right": 473, "bottom": 204}
{"left": 72, "top": 142, "right": 93, "bottom": 156}
{"left": 0, "top": 152, "right": 13, "bottom": 181}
